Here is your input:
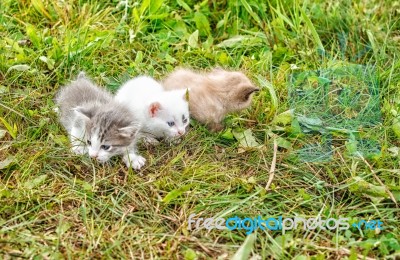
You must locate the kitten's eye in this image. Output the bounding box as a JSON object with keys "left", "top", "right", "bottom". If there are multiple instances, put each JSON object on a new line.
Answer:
{"left": 167, "top": 121, "right": 175, "bottom": 127}
{"left": 100, "top": 145, "right": 111, "bottom": 151}
{"left": 87, "top": 140, "right": 91, "bottom": 145}
{"left": 182, "top": 115, "right": 188, "bottom": 124}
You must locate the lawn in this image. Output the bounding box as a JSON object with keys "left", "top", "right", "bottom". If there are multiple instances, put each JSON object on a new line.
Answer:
{"left": 1, "top": 0, "right": 400, "bottom": 259}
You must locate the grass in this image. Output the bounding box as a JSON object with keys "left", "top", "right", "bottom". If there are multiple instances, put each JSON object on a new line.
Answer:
{"left": 1, "top": 0, "right": 400, "bottom": 259}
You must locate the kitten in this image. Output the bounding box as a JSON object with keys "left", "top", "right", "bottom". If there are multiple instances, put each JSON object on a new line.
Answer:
{"left": 115, "top": 76, "right": 190, "bottom": 144}
{"left": 55, "top": 73, "right": 145, "bottom": 170}
{"left": 162, "top": 68, "right": 259, "bottom": 131}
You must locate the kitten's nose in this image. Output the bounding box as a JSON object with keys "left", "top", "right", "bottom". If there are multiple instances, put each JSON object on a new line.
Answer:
{"left": 178, "top": 130, "right": 185, "bottom": 136}
{"left": 89, "top": 152, "right": 98, "bottom": 158}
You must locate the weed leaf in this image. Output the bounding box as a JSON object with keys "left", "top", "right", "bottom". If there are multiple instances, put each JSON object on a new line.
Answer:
{"left": 163, "top": 184, "right": 192, "bottom": 204}
{"left": 177, "top": 0, "right": 192, "bottom": 12}
{"left": 232, "top": 233, "right": 256, "bottom": 260}
{"left": 0, "top": 156, "right": 15, "bottom": 170}
{"left": 24, "top": 174, "right": 47, "bottom": 189}
{"left": 0, "top": 117, "right": 17, "bottom": 139}
{"left": 194, "top": 11, "right": 211, "bottom": 36}
{"left": 272, "top": 110, "right": 293, "bottom": 126}
{"left": 233, "top": 129, "right": 262, "bottom": 148}
{"left": 26, "top": 24, "right": 41, "bottom": 48}
{"left": 188, "top": 30, "right": 199, "bottom": 48}
{"left": 7, "top": 64, "right": 30, "bottom": 73}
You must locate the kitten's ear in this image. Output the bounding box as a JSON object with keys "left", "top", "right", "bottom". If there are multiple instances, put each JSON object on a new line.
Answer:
{"left": 149, "top": 102, "right": 162, "bottom": 117}
{"left": 118, "top": 125, "right": 138, "bottom": 138}
{"left": 241, "top": 86, "right": 259, "bottom": 101}
{"left": 74, "top": 106, "right": 95, "bottom": 121}
{"left": 77, "top": 71, "right": 86, "bottom": 79}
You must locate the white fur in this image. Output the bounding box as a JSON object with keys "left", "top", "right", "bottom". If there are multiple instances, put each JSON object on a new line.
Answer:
{"left": 115, "top": 76, "right": 190, "bottom": 142}
{"left": 70, "top": 125, "right": 87, "bottom": 155}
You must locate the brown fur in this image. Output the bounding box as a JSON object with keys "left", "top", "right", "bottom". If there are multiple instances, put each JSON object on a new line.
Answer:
{"left": 162, "top": 68, "right": 259, "bottom": 131}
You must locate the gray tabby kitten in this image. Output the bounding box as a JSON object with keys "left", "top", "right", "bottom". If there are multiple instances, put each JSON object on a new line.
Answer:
{"left": 55, "top": 73, "right": 145, "bottom": 170}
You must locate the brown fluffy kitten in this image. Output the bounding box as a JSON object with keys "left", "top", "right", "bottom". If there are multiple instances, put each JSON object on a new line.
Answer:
{"left": 162, "top": 68, "right": 259, "bottom": 131}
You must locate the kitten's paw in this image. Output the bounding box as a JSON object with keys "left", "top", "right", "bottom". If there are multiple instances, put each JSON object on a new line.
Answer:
{"left": 209, "top": 122, "right": 224, "bottom": 132}
{"left": 123, "top": 154, "right": 146, "bottom": 170}
{"left": 143, "top": 136, "right": 160, "bottom": 146}
{"left": 169, "top": 137, "right": 182, "bottom": 145}
{"left": 71, "top": 145, "right": 87, "bottom": 155}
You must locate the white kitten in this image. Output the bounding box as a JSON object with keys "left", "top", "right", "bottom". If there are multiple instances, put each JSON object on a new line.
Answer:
{"left": 115, "top": 76, "right": 190, "bottom": 143}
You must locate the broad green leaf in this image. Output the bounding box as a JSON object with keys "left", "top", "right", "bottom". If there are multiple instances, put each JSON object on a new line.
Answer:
{"left": 202, "top": 36, "right": 213, "bottom": 50}
{"left": 289, "top": 118, "right": 302, "bottom": 136}
{"left": 184, "top": 248, "right": 197, "bottom": 260}
{"left": 297, "top": 115, "right": 325, "bottom": 133}
{"left": 392, "top": 118, "right": 400, "bottom": 138}
{"left": 297, "top": 115, "right": 323, "bottom": 127}
{"left": 217, "top": 35, "right": 262, "bottom": 48}
{"left": 4, "top": 37, "right": 24, "bottom": 55}
{"left": 217, "top": 52, "right": 229, "bottom": 65}
{"left": 232, "top": 233, "right": 256, "bottom": 260}
{"left": 24, "top": 174, "right": 47, "bottom": 189}
{"left": 216, "top": 19, "right": 225, "bottom": 29}
{"left": 345, "top": 136, "right": 358, "bottom": 155}
{"left": 132, "top": 7, "right": 140, "bottom": 23}
{"left": 164, "top": 53, "right": 177, "bottom": 64}
{"left": 276, "top": 136, "right": 292, "bottom": 149}
{"left": 26, "top": 24, "right": 41, "bottom": 48}
{"left": 149, "top": 0, "right": 163, "bottom": 14}
{"left": 76, "top": 180, "right": 93, "bottom": 192}
{"left": 39, "top": 56, "right": 55, "bottom": 70}
{"left": 147, "top": 13, "right": 169, "bottom": 20}
{"left": 0, "top": 156, "right": 15, "bottom": 170}
{"left": 217, "top": 35, "right": 248, "bottom": 48}
{"left": 347, "top": 176, "right": 390, "bottom": 202}
{"left": 135, "top": 51, "right": 143, "bottom": 64}
{"left": 221, "top": 128, "right": 234, "bottom": 140}
{"left": 188, "top": 30, "right": 199, "bottom": 48}
{"left": 269, "top": 234, "right": 293, "bottom": 256}
{"left": 392, "top": 190, "right": 400, "bottom": 202}
{"left": 56, "top": 221, "right": 71, "bottom": 235}
{"left": 272, "top": 110, "right": 293, "bottom": 126}
{"left": 49, "top": 39, "right": 63, "bottom": 61}
{"left": 7, "top": 64, "right": 30, "bottom": 73}
{"left": 163, "top": 184, "right": 192, "bottom": 204}
{"left": 177, "top": 0, "right": 192, "bottom": 12}
{"left": 233, "top": 129, "right": 262, "bottom": 148}
{"left": 194, "top": 11, "right": 210, "bottom": 36}
{"left": 293, "top": 256, "right": 308, "bottom": 260}
{"left": 140, "top": 0, "right": 150, "bottom": 14}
